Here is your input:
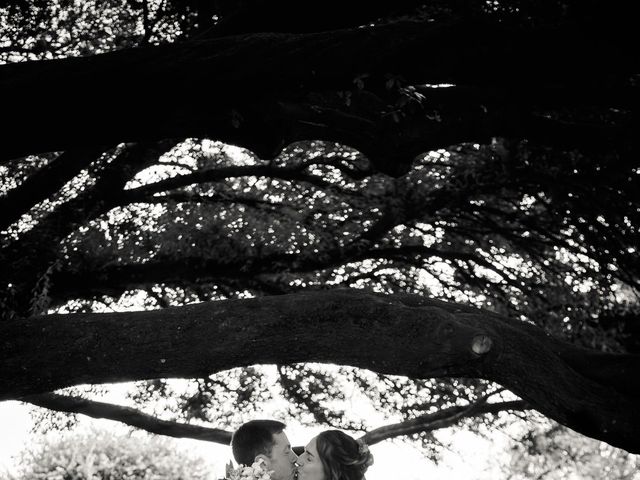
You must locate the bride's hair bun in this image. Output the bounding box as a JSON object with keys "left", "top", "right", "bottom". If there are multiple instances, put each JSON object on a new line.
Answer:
{"left": 316, "top": 431, "right": 375, "bottom": 480}
{"left": 355, "top": 439, "right": 374, "bottom": 473}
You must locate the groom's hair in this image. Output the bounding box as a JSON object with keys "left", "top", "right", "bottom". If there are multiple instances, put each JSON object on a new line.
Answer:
{"left": 231, "top": 419, "right": 286, "bottom": 465}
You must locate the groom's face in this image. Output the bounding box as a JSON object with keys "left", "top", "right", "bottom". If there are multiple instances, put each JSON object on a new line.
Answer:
{"left": 263, "top": 431, "right": 298, "bottom": 480}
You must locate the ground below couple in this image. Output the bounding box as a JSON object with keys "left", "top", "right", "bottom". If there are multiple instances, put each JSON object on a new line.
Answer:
{"left": 228, "top": 420, "right": 374, "bottom": 480}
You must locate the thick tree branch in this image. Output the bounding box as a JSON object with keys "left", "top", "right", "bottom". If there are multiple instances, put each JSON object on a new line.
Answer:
{"left": 0, "top": 19, "right": 634, "bottom": 169}
{"left": 2, "top": 289, "right": 639, "bottom": 452}
{"left": 23, "top": 392, "right": 232, "bottom": 444}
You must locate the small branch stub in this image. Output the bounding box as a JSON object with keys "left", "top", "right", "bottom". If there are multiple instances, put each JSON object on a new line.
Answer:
{"left": 471, "top": 334, "right": 493, "bottom": 355}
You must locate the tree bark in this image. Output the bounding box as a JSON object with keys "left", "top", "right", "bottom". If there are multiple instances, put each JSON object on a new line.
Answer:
{"left": 2, "top": 289, "right": 639, "bottom": 452}
{"left": 0, "top": 19, "right": 634, "bottom": 168}
{"left": 24, "top": 392, "right": 233, "bottom": 443}
{"left": 22, "top": 392, "right": 525, "bottom": 447}
{"left": 361, "top": 399, "right": 528, "bottom": 445}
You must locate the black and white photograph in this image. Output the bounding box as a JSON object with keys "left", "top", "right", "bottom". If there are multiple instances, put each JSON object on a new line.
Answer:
{"left": 0, "top": 1, "right": 638, "bottom": 479}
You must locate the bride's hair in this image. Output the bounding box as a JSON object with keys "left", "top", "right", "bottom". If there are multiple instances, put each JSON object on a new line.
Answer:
{"left": 316, "top": 430, "right": 374, "bottom": 480}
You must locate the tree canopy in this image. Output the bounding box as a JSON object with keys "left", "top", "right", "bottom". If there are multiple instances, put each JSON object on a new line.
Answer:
{"left": 1, "top": 0, "right": 639, "bottom": 469}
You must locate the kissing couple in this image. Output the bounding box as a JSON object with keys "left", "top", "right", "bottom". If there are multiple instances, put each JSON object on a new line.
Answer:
{"left": 229, "top": 419, "right": 374, "bottom": 480}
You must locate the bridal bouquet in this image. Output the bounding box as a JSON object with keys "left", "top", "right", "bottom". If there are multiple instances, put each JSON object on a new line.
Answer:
{"left": 225, "top": 458, "right": 273, "bottom": 480}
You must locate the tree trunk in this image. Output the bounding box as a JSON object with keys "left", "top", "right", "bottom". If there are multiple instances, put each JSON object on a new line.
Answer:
{"left": 2, "top": 289, "right": 639, "bottom": 452}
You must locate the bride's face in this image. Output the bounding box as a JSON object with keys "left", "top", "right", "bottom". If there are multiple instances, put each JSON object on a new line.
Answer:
{"left": 296, "top": 437, "right": 325, "bottom": 480}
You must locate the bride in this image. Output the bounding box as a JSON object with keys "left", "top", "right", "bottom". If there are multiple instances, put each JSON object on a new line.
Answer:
{"left": 296, "top": 430, "right": 374, "bottom": 480}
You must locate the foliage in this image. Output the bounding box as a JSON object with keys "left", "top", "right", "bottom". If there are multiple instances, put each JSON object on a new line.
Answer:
{"left": 0, "top": 0, "right": 196, "bottom": 63}
{"left": 9, "top": 428, "right": 212, "bottom": 480}
{"left": 507, "top": 420, "right": 640, "bottom": 480}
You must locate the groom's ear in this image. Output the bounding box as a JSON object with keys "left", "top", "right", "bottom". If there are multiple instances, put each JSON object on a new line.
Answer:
{"left": 255, "top": 453, "right": 270, "bottom": 465}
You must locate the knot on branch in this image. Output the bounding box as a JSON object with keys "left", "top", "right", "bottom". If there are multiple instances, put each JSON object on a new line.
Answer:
{"left": 471, "top": 334, "right": 493, "bottom": 355}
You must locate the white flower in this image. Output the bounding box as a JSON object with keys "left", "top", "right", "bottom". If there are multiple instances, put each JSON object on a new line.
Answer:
{"left": 225, "top": 458, "right": 274, "bottom": 480}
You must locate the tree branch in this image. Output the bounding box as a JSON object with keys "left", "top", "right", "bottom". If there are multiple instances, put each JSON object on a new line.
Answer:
{"left": 0, "top": 147, "right": 106, "bottom": 231}
{"left": 21, "top": 391, "right": 524, "bottom": 450}
{"left": 0, "top": 141, "right": 178, "bottom": 316}
{"left": 362, "top": 399, "right": 529, "bottom": 445}
{"left": 47, "top": 240, "right": 522, "bottom": 306}
{"left": 47, "top": 198, "right": 403, "bottom": 304}
{"left": 22, "top": 392, "right": 232, "bottom": 444}
{"left": 132, "top": 191, "right": 286, "bottom": 210}
{"left": 0, "top": 19, "right": 634, "bottom": 170}
{"left": 122, "top": 163, "right": 333, "bottom": 202}
{"left": 2, "top": 289, "right": 639, "bottom": 452}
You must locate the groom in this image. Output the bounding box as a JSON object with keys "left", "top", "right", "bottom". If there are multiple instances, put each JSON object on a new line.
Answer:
{"left": 231, "top": 419, "right": 298, "bottom": 480}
